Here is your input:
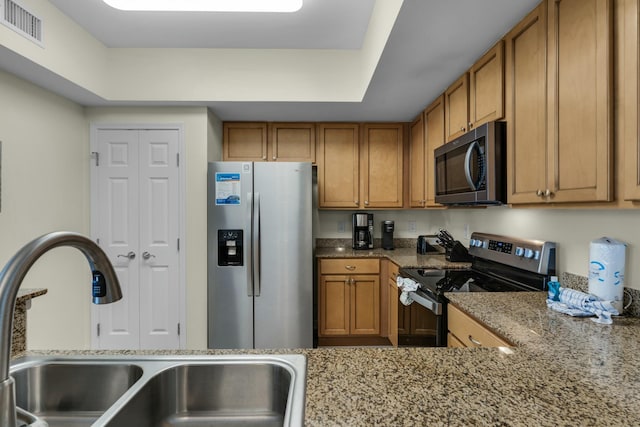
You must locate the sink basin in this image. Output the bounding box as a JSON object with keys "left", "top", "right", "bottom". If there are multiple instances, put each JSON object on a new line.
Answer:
{"left": 105, "top": 362, "right": 293, "bottom": 427}
{"left": 10, "top": 354, "right": 306, "bottom": 427}
{"left": 11, "top": 362, "right": 143, "bottom": 427}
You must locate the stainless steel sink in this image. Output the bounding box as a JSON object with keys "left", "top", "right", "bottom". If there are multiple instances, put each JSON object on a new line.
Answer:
{"left": 12, "top": 361, "right": 143, "bottom": 427}
{"left": 9, "top": 354, "right": 307, "bottom": 427}
{"left": 104, "top": 362, "right": 294, "bottom": 426}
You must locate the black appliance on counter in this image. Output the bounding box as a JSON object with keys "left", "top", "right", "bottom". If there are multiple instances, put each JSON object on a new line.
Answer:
{"left": 398, "top": 232, "right": 556, "bottom": 347}
{"left": 381, "top": 220, "right": 394, "bottom": 250}
{"left": 352, "top": 213, "right": 373, "bottom": 250}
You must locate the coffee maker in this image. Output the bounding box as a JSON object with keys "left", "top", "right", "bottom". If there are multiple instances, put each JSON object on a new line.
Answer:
{"left": 381, "top": 220, "right": 394, "bottom": 250}
{"left": 352, "top": 213, "right": 373, "bottom": 250}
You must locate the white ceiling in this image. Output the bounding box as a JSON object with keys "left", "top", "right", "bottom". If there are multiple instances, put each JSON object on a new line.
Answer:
{"left": 48, "top": 0, "right": 376, "bottom": 49}
{"left": 11, "top": 0, "right": 541, "bottom": 122}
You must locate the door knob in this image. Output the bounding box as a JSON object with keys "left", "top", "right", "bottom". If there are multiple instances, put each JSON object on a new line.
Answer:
{"left": 142, "top": 251, "right": 156, "bottom": 260}
{"left": 117, "top": 251, "right": 136, "bottom": 260}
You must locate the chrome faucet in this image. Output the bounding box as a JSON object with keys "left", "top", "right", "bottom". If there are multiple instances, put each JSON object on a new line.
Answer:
{"left": 0, "top": 231, "right": 122, "bottom": 427}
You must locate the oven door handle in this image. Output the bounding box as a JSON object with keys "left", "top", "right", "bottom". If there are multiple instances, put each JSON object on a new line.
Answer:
{"left": 408, "top": 290, "right": 442, "bottom": 316}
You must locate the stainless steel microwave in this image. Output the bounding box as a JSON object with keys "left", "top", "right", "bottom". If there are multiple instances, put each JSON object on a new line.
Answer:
{"left": 434, "top": 121, "right": 506, "bottom": 205}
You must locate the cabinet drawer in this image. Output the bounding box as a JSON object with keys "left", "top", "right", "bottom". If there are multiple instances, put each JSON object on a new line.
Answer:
{"left": 448, "top": 304, "right": 510, "bottom": 347}
{"left": 319, "top": 258, "right": 380, "bottom": 275}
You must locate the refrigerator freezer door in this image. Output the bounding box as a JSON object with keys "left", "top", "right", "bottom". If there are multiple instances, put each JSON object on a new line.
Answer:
{"left": 253, "top": 162, "right": 313, "bottom": 348}
{"left": 208, "top": 162, "right": 254, "bottom": 349}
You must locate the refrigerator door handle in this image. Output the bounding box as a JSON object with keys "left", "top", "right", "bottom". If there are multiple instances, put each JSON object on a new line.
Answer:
{"left": 253, "top": 192, "right": 261, "bottom": 297}
{"left": 246, "top": 191, "right": 253, "bottom": 297}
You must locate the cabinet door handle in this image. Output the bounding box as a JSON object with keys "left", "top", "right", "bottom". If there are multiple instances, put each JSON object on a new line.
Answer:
{"left": 536, "top": 189, "right": 543, "bottom": 197}
{"left": 272, "top": 156, "right": 277, "bottom": 160}
{"left": 354, "top": 200, "right": 359, "bottom": 206}
{"left": 345, "top": 278, "right": 350, "bottom": 286}
{"left": 364, "top": 201, "right": 369, "bottom": 206}
{"left": 544, "top": 189, "right": 553, "bottom": 197}
{"left": 345, "top": 265, "right": 356, "bottom": 271}
{"left": 468, "top": 335, "right": 483, "bottom": 346}
{"left": 350, "top": 278, "right": 355, "bottom": 285}
{"left": 460, "top": 126, "right": 466, "bottom": 132}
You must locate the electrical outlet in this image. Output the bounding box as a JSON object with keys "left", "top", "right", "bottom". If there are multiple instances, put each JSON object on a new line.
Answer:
{"left": 408, "top": 221, "right": 417, "bottom": 233}
{"left": 337, "top": 221, "right": 346, "bottom": 234}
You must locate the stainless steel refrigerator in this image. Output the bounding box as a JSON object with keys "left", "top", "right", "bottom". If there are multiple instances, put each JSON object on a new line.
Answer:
{"left": 207, "top": 161, "right": 313, "bottom": 349}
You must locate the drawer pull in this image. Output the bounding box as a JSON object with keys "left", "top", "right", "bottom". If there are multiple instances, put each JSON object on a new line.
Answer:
{"left": 345, "top": 265, "right": 356, "bottom": 271}
{"left": 468, "top": 335, "right": 482, "bottom": 346}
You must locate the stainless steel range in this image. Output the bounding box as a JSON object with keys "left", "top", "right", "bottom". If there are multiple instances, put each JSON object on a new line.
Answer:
{"left": 398, "top": 232, "right": 556, "bottom": 347}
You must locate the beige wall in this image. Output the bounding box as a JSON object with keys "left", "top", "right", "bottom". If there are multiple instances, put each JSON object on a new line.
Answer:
{"left": 0, "top": 69, "right": 92, "bottom": 348}
{"left": 318, "top": 208, "right": 640, "bottom": 290}
{"left": 0, "top": 69, "right": 219, "bottom": 349}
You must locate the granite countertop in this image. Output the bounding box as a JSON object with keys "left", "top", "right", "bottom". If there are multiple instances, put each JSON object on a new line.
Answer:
{"left": 17, "top": 288, "right": 47, "bottom": 302}
{"left": 21, "top": 292, "right": 640, "bottom": 426}
{"left": 315, "top": 246, "right": 471, "bottom": 270}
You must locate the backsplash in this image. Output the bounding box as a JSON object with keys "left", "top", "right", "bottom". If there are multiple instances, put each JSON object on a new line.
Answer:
{"left": 315, "top": 238, "right": 418, "bottom": 249}
{"left": 561, "top": 272, "right": 640, "bottom": 317}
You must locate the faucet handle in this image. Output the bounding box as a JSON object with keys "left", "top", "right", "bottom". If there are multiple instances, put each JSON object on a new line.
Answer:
{"left": 117, "top": 251, "right": 136, "bottom": 260}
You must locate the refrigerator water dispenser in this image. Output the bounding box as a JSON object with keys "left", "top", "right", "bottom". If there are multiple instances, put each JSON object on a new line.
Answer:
{"left": 218, "top": 229, "right": 243, "bottom": 266}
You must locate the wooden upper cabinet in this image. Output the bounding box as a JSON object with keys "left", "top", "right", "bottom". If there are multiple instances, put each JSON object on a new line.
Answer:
{"left": 505, "top": 2, "right": 548, "bottom": 204}
{"left": 223, "top": 122, "right": 315, "bottom": 163}
{"left": 317, "top": 123, "right": 360, "bottom": 208}
{"left": 624, "top": 0, "right": 640, "bottom": 200}
{"left": 424, "top": 96, "right": 445, "bottom": 207}
{"left": 445, "top": 42, "right": 504, "bottom": 144}
{"left": 444, "top": 73, "right": 470, "bottom": 142}
{"left": 546, "top": 0, "right": 613, "bottom": 203}
{"left": 269, "top": 123, "right": 315, "bottom": 163}
{"left": 361, "top": 123, "right": 405, "bottom": 208}
{"left": 410, "top": 96, "right": 445, "bottom": 208}
{"left": 223, "top": 122, "right": 268, "bottom": 161}
{"left": 409, "top": 114, "right": 427, "bottom": 207}
{"left": 469, "top": 40, "right": 505, "bottom": 129}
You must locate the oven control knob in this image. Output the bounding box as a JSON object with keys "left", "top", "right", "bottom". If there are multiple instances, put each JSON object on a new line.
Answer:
{"left": 524, "top": 248, "right": 535, "bottom": 259}
{"left": 515, "top": 247, "right": 525, "bottom": 257}
{"left": 469, "top": 239, "right": 476, "bottom": 247}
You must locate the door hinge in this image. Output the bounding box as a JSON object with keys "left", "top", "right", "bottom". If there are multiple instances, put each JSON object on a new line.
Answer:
{"left": 177, "top": 238, "right": 180, "bottom": 251}
{"left": 96, "top": 238, "right": 100, "bottom": 245}
{"left": 177, "top": 153, "right": 180, "bottom": 167}
{"left": 91, "top": 151, "right": 100, "bottom": 167}
{"left": 97, "top": 323, "right": 101, "bottom": 337}
{"left": 177, "top": 323, "right": 181, "bottom": 336}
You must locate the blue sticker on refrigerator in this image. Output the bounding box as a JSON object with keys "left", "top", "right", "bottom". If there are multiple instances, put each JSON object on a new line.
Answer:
{"left": 215, "top": 173, "right": 241, "bottom": 205}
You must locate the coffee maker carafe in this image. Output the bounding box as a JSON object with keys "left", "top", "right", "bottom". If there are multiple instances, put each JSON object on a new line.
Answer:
{"left": 352, "top": 213, "right": 373, "bottom": 250}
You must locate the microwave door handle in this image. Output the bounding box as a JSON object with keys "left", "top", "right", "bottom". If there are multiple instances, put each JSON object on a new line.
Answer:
{"left": 464, "top": 141, "right": 480, "bottom": 191}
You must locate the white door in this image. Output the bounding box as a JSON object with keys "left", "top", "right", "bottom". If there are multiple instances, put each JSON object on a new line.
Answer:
{"left": 92, "top": 127, "right": 182, "bottom": 350}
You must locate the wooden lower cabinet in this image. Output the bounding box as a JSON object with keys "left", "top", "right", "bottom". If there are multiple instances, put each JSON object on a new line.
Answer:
{"left": 384, "top": 260, "right": 400, "bottom": 347}
{"left": 447, "top": 304, "right": 511, "bottom": 348}
{"left": 318, "top": 258, "right": 382, "bottom": 344}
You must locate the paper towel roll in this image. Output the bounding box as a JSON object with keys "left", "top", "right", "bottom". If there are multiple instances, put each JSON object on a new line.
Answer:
{"left": 588, "top": 237, "right": 626, "bottom": 313}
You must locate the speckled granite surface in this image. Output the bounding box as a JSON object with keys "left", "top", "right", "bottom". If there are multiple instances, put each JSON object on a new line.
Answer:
{"left": 12, "top": 288, "right": 47, "bottom": 357}
{"left": 315, "top": 246, "right": 471, "bottom": 270}
{"left": 15, "top": 277, "right": 640, "bottom": 425}
{"left": 19, "top": 291, "right": 640, "bottom": 426}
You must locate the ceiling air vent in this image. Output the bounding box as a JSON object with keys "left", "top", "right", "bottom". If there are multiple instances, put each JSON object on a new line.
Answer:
{"left": 1, "top": 0, "right": 43, "bottom": 45}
